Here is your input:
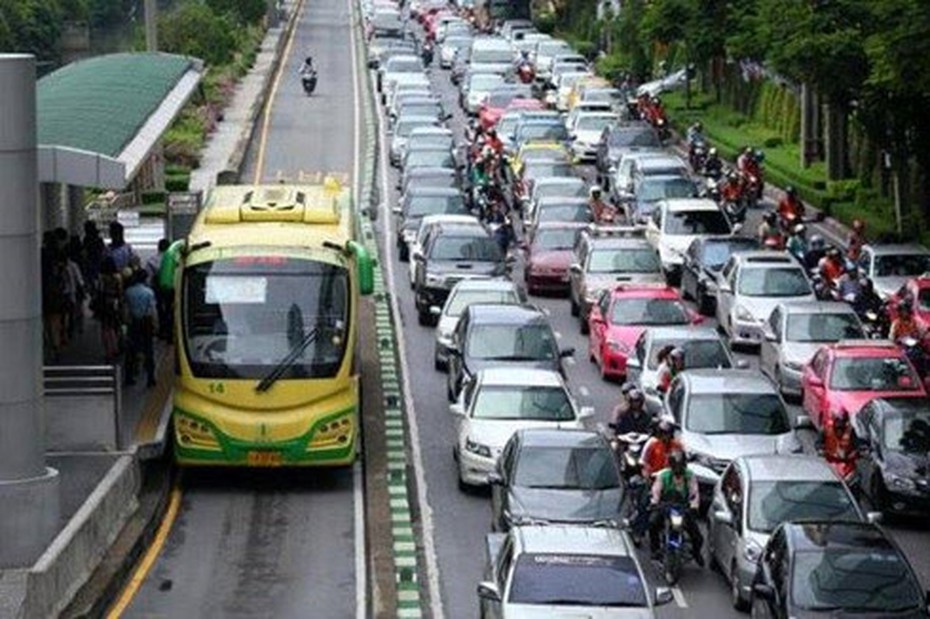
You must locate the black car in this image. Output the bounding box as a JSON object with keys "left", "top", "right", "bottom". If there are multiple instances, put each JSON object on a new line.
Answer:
{"left": 854, "top": 398, "right": 930, "bottom": 516}
{"left": 680, "top": 236, "right": 760, "bottom": 315}
{"left": 400, "top": 167, "right": 461, "bottom": 196}
{"left": 395, "top": 188, "right": 469, "bottom": 261}
{"left": 446, "top": 304, "right": 574, "bottom": 401}
{"left": 413, "top": 224, "right": 509, "bottom": 326}
{"left": 490, "top": 429, "right": 623, "bottom": 532}
{"left": 751, "top": 521, "right": 929, "bottom": 618}
{"left": 595, "top": 123, "right": 661, "bottom": 185}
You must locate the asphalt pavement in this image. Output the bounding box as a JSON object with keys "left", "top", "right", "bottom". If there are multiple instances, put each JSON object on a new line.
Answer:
{"left": 369, "top": 29, "right": 930, "bottom": 619}
{"left": 122, "top": 0, "right": 361, "bottom": 616}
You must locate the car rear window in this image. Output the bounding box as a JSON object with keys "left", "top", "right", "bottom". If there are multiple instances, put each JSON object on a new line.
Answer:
{"left": 509, "top": 554, "right": 648, "bottom": 607}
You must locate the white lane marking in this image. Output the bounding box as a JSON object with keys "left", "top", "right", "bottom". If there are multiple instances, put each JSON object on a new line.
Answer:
{"left": 376, "top": 54, "right": 446, "bottom": 619}
{"left": 347, "top": 4, "right": 366, "bottom": 619}
{"left": 672, "top": 585, "right": 688, "bottom": 608}
{"left": 579, "top": 386, "right": 590, "bottom": 398}
{"left": 554, "top": 331, "right": 562, "bottom": 340}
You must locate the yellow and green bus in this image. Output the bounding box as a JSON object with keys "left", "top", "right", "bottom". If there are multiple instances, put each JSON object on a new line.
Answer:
{"left": 164, "top": 179, "right": 374, "bottom": 466}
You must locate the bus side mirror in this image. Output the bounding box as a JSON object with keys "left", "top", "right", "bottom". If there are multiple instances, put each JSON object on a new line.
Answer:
{"left": 348, "top": 240, "right": 376, "bottom": 296}
{"left": 159, "top": 239, "right": 186, "bottom": 291}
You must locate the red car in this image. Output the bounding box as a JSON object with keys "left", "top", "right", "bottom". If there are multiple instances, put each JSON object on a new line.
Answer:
{"left": 587, "top": 284, "right": 702, "bottom": 381}
{"left": 479, "top": 94, "right": 541, "bottom": 130}
{"left": 886, "top": 276, "right": 930, "bottom": 326}
{"left": 801, "top": 340, "right": 927, "bottom": 429}
{"left": 523, "top": 222, "right": 587, "bottom": 295}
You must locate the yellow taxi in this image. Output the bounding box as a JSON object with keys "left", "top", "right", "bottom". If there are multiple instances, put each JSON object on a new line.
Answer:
{"left": 567, "top": 76, "right": 611, "bottom": 112}
{"left": 508, "top": 141, "right": 571, "bottom": 178}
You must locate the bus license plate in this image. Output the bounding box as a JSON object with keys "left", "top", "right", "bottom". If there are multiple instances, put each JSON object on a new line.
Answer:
{"left": 247, "top": 451, "right": 282, "bottom": 467}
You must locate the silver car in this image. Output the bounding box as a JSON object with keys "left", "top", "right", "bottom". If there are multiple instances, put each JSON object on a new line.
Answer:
{"left": 389, "top": 115, "right": 440, "bottom": 165}
{"left": 759, "top": 301, "right": 865, "bottom": 397}
{"left": 663, "top": 369, "right": 808, "bottom": 508}
{"left": 628, "top": 326, "right": 739, "bottom": 415}
{"left": 715, "top": 251, "right": 816, "bottom": 347}
{"left": 479, "top": 525, "right": 671, "bottom": 618}
{"left": 857, "top": 243, "right": 930, "bottom": 299}
{"left": 708, "top": 455, "right": 874, "bottom": 610}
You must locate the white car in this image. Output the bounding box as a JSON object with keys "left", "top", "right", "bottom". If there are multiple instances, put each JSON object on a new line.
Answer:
{"left": 407, "top": 214, "right": 483, "bottom": 287}
{"left": 464, "top": 72, "right": 505, "bottom": 115}
{"left": 440, "top": 35, "right": 472, "bottom": 69}
{"left": 644, "top": 198, "right": 736, "bottom": 283}
{"left": 553, "top": 71, "right": 593, "bottom": 111}
{"left": 532, "top": 39, "right": 573, "bottom": 80}
{"left": 389, "top": 115, "right": 441, "bottom": 165}
{"left": 568, "top": 111, "right": 617, "bottom": 162}
{"left": 433, "top": 279, "right": 526, "bottom": 370}
{"left": 715, "top": 251, "right": 816, "bottom": 347}
{"left": 452, "top": 368, "right": 594, "bottom": 487}
{"left": 564, "top": 100, "right": 613, "bottom": 129}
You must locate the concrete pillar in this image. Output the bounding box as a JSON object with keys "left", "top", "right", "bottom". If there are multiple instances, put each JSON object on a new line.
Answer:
{"left": 0, "top": 54, "right": 60, "bottom": 569}
{"left": 67, "top": 184, "right": 86, "bottom": 237}
{"left": 40, "top": 182, "right": 65, "bottom": 231}
{"left": 144, "top": 0, "right": 158, "bottom": 51}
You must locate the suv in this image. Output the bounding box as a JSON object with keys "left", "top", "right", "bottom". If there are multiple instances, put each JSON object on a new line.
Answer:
{"left": 479, "top": 524, "right": 671, "bottom": 617}
{"left": 856, "top": 243, "right": 930, "bottom": 299}
{"left": 412, "top": 223, "right": 508, "bottom": 325}
{"left": 609, "top": 152, "right": 687, "bottom": 203}
{"left": 595, "top": 123, "right": 660, "bottom": 183}
{"left": 568, "top": 226, "right": 663, "bottom": 331}
{"left": 446, "top": 304, "right": 574, "bottom": 402}
{"left": 394, "top": 187, "right": 469, "bottom": 261}
{"left": 708, "top": 455, "right": 871, "bottom": 610}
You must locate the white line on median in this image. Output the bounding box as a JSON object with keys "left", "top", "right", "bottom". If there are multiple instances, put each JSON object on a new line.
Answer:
{"left": 672, "top": 586, "right": 688, "bottom": 608}
{"left": 375, "top": 46, "right": 447, "bottom": 619}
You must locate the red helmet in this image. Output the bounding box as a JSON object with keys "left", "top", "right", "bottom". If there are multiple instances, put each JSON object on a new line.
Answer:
{"left": 832, "top": 408, "right": 850, "bottom": 429}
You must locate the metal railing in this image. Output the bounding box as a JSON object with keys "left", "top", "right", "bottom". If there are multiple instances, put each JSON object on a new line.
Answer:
{"left": 43, "top": 365, "right": 122, "bottom": 450}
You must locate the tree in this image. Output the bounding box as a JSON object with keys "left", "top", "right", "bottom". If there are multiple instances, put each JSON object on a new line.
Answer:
{"left": 207, "top": 0, "right": 267, "bottom": 24}
{"left": 158, "top": 2, "right": 239, "bottom": 66}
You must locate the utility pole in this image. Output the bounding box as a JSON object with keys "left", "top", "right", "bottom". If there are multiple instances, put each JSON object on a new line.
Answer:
{"left": 144, "top": 0, "right": 158, "bottom": 52}
{"left": 0, "top": 54, "right": 60, "bottom": 569}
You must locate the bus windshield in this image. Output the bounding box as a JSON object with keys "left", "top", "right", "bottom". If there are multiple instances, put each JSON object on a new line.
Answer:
{"left": 183, "top": 257, "right": 350, "bottom": 380}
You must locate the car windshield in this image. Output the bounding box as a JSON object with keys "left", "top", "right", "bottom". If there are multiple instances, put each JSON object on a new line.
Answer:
{"left": 647, "top": 338, "right": 731, "bottom": 370}
{"left": 509, "top": 554, "right": 648, "bottom": 607}
{"left": 498, "top": 116, "right": 519, "bottom": 136}
{"left": 791, "top": 548, "right": 922, "bottom": 612}
{"left": 514, "top": 446, "right": 619, "bottom": 490}
{"left": 883, "top": 412, "right": 930, "bottom": 453}
{"left": 585, "top": 89, "right": 622, "bottom": 103}
{"left": 829, "top": 357, "right": 921, "bottom": 391}
{"left": 587, "top": 248, "right": 661, "bottom": 274}
{"left": 538, "top": 41, "right": 572, "bottom": 55}
{"left": 686, "top": 393, "right": 791, "bottom": 435}
{"left": 609, "top": 298, "right": 689, "bottom": 326}
{"left": 537, "top": 183, "right": 585, "bottom": 200}
{"left": 471, "top": 385, "right": 573, "bottom": 421}
{"left": 748, "top": 482, "right": 859, "bottom": 533}
{"left": 519, "top": 123, "right": 570, "bottom": 142}
{"left": 408, "top": 134, "right": 453, "bottom": 150}
{"left": 576, "top": 116, "right": 615, "bottom": 132}
{"left": 400, "top": 103, "right": 441, "bottom": 118}
{"left": 664, "top": 210, "right": 731, "bottom": 235}
{"left": 538, "top": 205, "right": 593, "bottom": 223}
{"left": 638, "top": 177, "right": 695, "bottom": 202}
{"left": 396, "top": 119, "right": 437, "bottom": 137}
{"left": 387, "top": 58, "right": 421, "bottom": 72}
{"left": 406, "top": 194, "right": 465, "bottom": 218}
{"left": 444, "top": 289, "right": 517, "bottom": 317}
{"left": 472, "top": 48, "right": 512, "bottom": 63}
{"left": 470, "top": 73, "right": 504, "bottom": 90}
{"left": 786, "top": 313, "right": 863, "bottom": 342}
{"left": 534, "top": 227, "right": 580, "bottom": 251}
{"left": 406, "top": 150, "right": 454, "bottom": 168}
{"left": 525, "top": 163, "right": 574, "bottom": 180}
{"left": 183, "top": 257, "right": 349, "bottom": 380}
{"left": 429, "top": 234, "right": 501, "bottom": 261}
{"left": 522, "top": 149, "right": 569, "bottom": 163}
{"left": 874, "top": 253, "right": 930, "bottom": 277}
{"left": 467, "top": 323, "right": 557, "bottom": 361}
{"left": 738, "top": 267, "right": 811, "bottom": 297}
{"left": 701, "top": 239, "right": 759, "bottom": 269}
{"left": 608, "top": 128, "right": 659, "bottom": 147}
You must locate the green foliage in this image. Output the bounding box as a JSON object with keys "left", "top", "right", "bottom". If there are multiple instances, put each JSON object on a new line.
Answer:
{"left": 206, "top": 0, "right": 266, "bottom": 24}
{"left": 0, "top": 0, "right": 65, "bottom": 60}
{"left": 158, "top": 1, "right": 239, "bottom": 66}
{"left": 88, "top": 0, "right": 131, "bottom": 28}
{"left": 642, "top": 0, "right": 692, "bottom": 46}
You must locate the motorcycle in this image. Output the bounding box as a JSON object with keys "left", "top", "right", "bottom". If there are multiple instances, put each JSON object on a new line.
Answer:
{"left": 654, "top": 117, "right": 670, "bottom": 141}
{"left": 611, "top": 431, "right": 648, "bottom": 515}
{"left": 300, "top": 69, "right": 318, "bottom": 95}
{"left": 655, "top": 503, "right": 693, "bottom": 585}
{"left": 688, "top": 140, "right": 707, "bottom": 173}
{"left": 723, "top": 199, "right": 746, "bottom": 224}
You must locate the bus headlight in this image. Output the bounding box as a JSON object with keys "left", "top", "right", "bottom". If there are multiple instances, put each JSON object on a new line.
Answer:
{"left": 175, "top": 413, "right": 220, "bottom": 449}
{"left": 309, "top": 414, "right": 354, "bottom": 448}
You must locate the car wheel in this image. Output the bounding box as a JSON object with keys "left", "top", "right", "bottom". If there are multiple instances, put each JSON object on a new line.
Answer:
{"left": 697, "top": 286, "right": 713, "bottom": 316}
{"left": 570, "top": 295, "right": 579, "bottom": 317}
{"left": 731, "top": 561, "right": 749, "bottom": 611}
{"left": 447, "top": 377, "right": 458, "bottom": 402}
{"left": 434, "top": 354, "right": 446, "bottom": 372}
{"left": 580, "top": 313, "right": 589, "bottom": 335}
{"left": 398, "top": 243, "right": 409, "bottom": 262}
{"left": 417, "top": 306, "right": 431, "bottom": 326}
{"left": 870, "top": 473, "right": 889, "bottom": 513}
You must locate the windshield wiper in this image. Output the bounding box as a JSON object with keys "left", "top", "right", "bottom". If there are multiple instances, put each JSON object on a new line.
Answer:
{"left": 255, "top": 325, "right": 322, "bottom": 393}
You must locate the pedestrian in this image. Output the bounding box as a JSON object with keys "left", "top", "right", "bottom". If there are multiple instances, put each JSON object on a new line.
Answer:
{"left": 123, "top": 268, "right": 157, "bottom": 387}
{"left": 43, "top": 249, "right": 71, "bottom": 359}
{"left": 107, "top": 221, "right": 135, "bottom": 272}
{"left": 151, "top": 239, "right": 174, "bottom": 341}
{"left": 97, "top": 256, "right": 124, "bottom": 362}
{"left": 82, "top": 221, "right": 106, "bottom": 298}
{"left": 63, "top": 241, "right": 86, "bottom": 341}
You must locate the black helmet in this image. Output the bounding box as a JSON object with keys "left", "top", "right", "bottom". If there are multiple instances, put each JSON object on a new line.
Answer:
{"left": 899, "top": 299, "right": 914, "bottom": 315}
{"left": 827, "top": 247, "right": 841, "bottom": 259}
{"left": 786, "top": 186, "right": 798, "bottom": 198}
{"left": 764, "top": 211, "right": 777, "bottom": 225}
{"left": 628, "top": 389, "right": 645, "bottom": 406}
{"left": 668, "top": 449, "right": 687, "bottom": 474}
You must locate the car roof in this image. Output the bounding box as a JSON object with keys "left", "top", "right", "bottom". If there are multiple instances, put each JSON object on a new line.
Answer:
{"left": 477, "top": 367, "right": 562, "bottom": 387}
{"left": 865, "top": 243, "right": 930, "bottom": 256}
{"left": 536, "top": 197, "right": 588, "bottom": 206}
{"left": 574, "top": 111, "right": 617, "bottom": 120}
{"left": 588, "top": 236, "right": 653, "bottom": 249}
{"left": 396, "top": 114, "right": 441, "bottom": 126}
{"left": 467, "top": 303, "right": 547, "bottom": 324}
{"left": 783, "top": 521, "right": 894, "bottom": 553}
{"left": 535, "top": 176, "right": 584, "bottom": 187}
{"left": 734, "top": 251, "right": 798, "bottom": 267}
{"left": 777, "top": 301, "right": 858, "bottom": 315}
{"left": 409, "top": 126, "right": 453, "bottom": 136}
{"left": 513, "top": 525, "right": 634, "bottom": 557}
{"left": 638, "top": 155, "right": 687, "bottom": 169}
{"left": 450, "top": 279, "right": 516, "bottom": 293}
{"left": 608, "top": 283, "right": 680, "bottom": 299}
{"left": 680, "top": 369, "right": 776, "bottom": 393}
{"left": 406, "top": 186, "right": 461, "bottom": 197}
{"left": 535, "top": 221, "right": 589, "bottom": 231}
{"left": 662, "top": 198, "right": 721, "bottom": 213}
{"left": 645, "top": 325, "right": 723, "bottom": 341}
{"left": 434, "top": 222, "right": 488, "bottom": 236}
{"left": 829, "top": 340, "right": 906, "bottom": 359}
{"left": 869, "top": 397, "right": 930, "bottom": 417}
{"left": 740, "top": 455, "right": 842, "bottom": 483}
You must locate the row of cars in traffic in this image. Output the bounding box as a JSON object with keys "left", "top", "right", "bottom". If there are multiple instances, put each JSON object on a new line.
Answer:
{"left": 361, "top": 0, "right": 930, "bottom": 616}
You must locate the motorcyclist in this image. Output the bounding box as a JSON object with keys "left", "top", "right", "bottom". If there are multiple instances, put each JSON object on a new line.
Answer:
{"left": 630, "top": 417, "right": 684, "bottom": 541}
{"left": 420, "top": 40, "right": 434, "bottom": 66}
{"left": 516, "top": 50, "right": 534, "bottom": 83}
{"left": 890, "top": 299, "right": 925, "bottom": 342}
{"left": 757, "top": 211, "right": 782, "bottom": 247}
{"left": 847, "top": 219, "right": 866, "bottom": 261}
{"left": 484, "top": 127, "right": 504, "bottom": 157}
{"left": 818, "top": 247, "right": 845, "bottom": 285}
{"left": 815, "top": 409, "right": 860, "bottom": 469}
{"left": 686, "top": 121, "right": 705, "bottom": 146}
{"left": 299, "top": 55, "right": 315, "bottom": 75}
{"left": 648, "top": 449, "right": 704, "bottom": 566}
{"left": 611, "top": 389, "right": 653, "bottom": 436}
{"left": 736, "top": 146, "right": 754, "bottom": 175}
{"left": 589, "top": 186, "right": 615, "bottom": 223}
{"left": 786, "top": 223, "right": 807, "bottom": 262}
{"left": 852, "top": 277, "right": 884, "bottom": 320}
{"left": 703, "top": 147, "right": 723, "bottom": 178}
{"left": 804, "top": 234, "right": 827, "bottom": 272}
{"left": 491, "top": 213, "right": 515, "bottom": 254}
{"left": 777, "top": 186, "right": 805, "bottom": 226}
{"left": 836, "top": 261, "right": 862, "bottom": 300}
{"left": 656, "top": 347, "right": 685, "bottom": 394}
{"left": 719, "top": 171, "right": 743, "bottom": 205}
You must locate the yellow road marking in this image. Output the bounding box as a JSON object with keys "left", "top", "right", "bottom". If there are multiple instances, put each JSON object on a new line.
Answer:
{"left": 253, "top": 0, "right": 307, "bottom": 184}
{"left": 106, "top": 477, "right": 184, "bottom": 618}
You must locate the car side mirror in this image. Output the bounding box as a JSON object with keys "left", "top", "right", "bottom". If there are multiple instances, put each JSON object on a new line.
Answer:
{"left": 450, "top": 402, "right": 465, "bottom": 416}
{"left": 654, "top": 587, "right": 674, "bottom": 606}
{"left": 763, "top": 329, "right": 777, "bottom": 342}
{"left": 560, "top": 347, "right": 576, "bottom": 358}
{"left": 736, "top": 359, "right": 749, "bottom": 369}
{"left": 718, "top": 282, "right": 732, "bottom": 294}
{"left": 569, "top": 263, "right": 582, "bottom": 274}
{"left": 477, "top": 581, "right": 501, "bottom": 602}
{"left": 627, "top": 357, "right": 641, "bottom": 370}
{"left": 487, "top": 471, "right": 504, "bottom": 485}
{"left": 866, "top": 511, "right": 883, "bottom": 525}
{"left": 732, "top": 223, "right": 743, "bottom": 234}
{"left": 752, "top": 583, "right": 775, "bottom": 601}
{"left": 392, "top": 205, "right": 403, "bottom": 215}
{"left": 578, "top": 406, "right": 596, "bottom": 420}
{"left": 807, "top": 375, "right": 824, "bottom": 389}
{"left": 713, "top": 509, "right": 733, "bottom": 526}
{"left": 795, "top": 414, "right": 813, "bottom": 430}
{"left": 690, "top": 312, "right": 704, "bottom": 325}
{"left": 413, "top": 251, "right": 426, "bottom": 263}
{"left": 429, "top": 305, "right": 442, "bottom": 316}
